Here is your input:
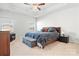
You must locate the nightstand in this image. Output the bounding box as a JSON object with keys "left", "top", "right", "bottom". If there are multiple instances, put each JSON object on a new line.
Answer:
{"left": 10, "top": 33, "right": 16, "bottom": 42}
{"left": 59, "top": 36, "right": 69, "bottom": 43}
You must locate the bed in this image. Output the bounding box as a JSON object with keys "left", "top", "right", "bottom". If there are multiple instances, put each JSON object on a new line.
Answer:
{"left": 24, "top": 27, "right": 61, "bottom": 48}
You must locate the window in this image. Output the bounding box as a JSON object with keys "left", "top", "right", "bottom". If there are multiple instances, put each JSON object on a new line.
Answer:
{"left": 2, "top": 23, "right": 14, "bottom": 32}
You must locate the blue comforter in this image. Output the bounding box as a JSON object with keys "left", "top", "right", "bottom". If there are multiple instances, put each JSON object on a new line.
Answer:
{"left": 25, "top": 31, "right": 59, "bottom": 41}
{"left": 24, "top": 31, "right": 59, "bottom": 48}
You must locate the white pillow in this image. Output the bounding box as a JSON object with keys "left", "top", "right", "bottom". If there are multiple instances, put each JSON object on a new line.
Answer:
{"left": 37, "top": 42, "right": 44, "bottom": 49}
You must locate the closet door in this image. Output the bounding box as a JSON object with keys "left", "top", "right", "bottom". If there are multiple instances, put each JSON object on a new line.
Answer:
{"left": 0, "top": 31, "right": 10, "bottom": 56}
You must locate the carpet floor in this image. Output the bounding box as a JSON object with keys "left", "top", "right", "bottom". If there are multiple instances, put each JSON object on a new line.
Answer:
{"left": 10, "top": 39, "right": 79, "bottom": 56}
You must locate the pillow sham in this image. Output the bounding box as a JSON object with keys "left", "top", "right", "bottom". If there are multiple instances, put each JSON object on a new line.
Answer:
{"left": 48, "top": 27, "right": 56, "bottom": 32}
{"left": 41, "top": 27, "right": 48, "bottom": 32}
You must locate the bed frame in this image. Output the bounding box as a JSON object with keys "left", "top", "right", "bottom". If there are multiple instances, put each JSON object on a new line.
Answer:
{"left": 54, "top": 27, "right": 61, "bottom": 36}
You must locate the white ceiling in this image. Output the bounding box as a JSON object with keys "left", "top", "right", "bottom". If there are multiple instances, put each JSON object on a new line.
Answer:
{"left": 0, "top": 3, "right": 78, "bottom": 18}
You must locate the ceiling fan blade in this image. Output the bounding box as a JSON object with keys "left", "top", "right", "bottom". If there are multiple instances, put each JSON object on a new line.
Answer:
{"left": 37, "top": 7, "right": 41, "bottom": 11}
{"left": 39, "top": 3, "right": 45, "bottom": 5}
{"left": 24, "top": 3, "right": 30, "bottom": 5}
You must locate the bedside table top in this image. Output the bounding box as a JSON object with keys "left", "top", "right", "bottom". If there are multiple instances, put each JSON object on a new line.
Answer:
{"left": 60, "top": 36, "right": 69, "bottom": 37}
{"left": 60, "top": 34, "right": 69, "bottom": 37}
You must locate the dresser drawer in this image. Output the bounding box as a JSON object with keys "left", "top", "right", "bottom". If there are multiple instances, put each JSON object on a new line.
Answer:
{"left": 59, "top": 36, "right": 69, "bottom": 43}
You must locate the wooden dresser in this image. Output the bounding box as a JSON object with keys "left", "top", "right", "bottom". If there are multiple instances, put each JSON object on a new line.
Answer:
{"left": 0, "top": 31, "right": 10, "bottom": 56}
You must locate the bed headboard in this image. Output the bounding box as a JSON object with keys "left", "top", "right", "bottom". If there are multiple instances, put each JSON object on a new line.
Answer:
{"left": 54, "top": 27, "right": 61, "bottom": 34}
{"left": 42, "top": 27, "right": 61, "bottom": 34}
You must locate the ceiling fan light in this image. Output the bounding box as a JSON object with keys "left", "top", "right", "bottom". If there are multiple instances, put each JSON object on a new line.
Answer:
{"left": 24, "top": 3, "right": 45, "bottom": 11}
{"left": 32, "top": 5, "right": 37, "bottom": 9}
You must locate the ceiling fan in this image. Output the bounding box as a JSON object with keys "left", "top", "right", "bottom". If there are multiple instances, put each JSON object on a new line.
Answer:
{"left": 24, "top": 3, "right": 45, "bottom": 11}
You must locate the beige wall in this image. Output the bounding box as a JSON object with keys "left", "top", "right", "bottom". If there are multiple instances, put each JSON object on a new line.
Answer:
{"left": 0, "top": 9, "right": 35, "bottom": 39}
{"left": 37, "top": 4, "right": 79, "bottom": 43}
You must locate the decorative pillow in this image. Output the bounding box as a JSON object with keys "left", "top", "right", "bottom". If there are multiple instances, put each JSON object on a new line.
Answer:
{"left": 48, "top": 27, "right": 56, "bottom": 32}
{"left": 41, "top": 27, "right": 48, "bottom": 32}
{"left": 41, "top": 28, "right": 44, "bottom": 32}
